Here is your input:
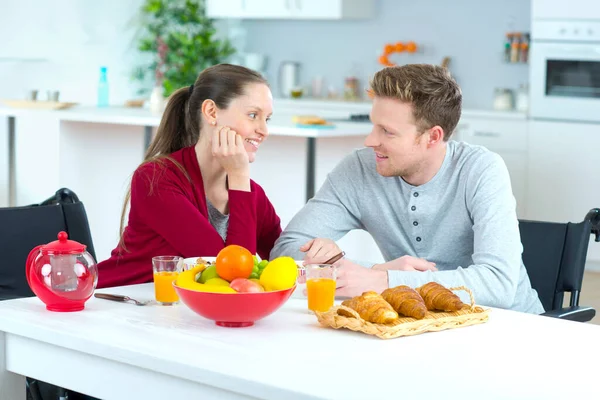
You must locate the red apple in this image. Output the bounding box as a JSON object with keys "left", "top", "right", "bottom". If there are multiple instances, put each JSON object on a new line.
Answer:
{"left": 229, "top": 278, "right": 265, "bottom": 293}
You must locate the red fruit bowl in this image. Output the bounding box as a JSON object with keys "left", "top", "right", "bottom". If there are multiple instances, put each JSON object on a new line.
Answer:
{"left": 173, "top": 283, "right": 296, "bottom": 328}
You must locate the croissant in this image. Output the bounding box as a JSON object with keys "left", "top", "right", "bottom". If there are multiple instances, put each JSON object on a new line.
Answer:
{"left": 340, "top": 291, "right": 399, "bottom": 324}
{"left": 417, "top": 282, "right": 465, "bottom": 312}
{"left": 381, "top": 285, "right": 427, "bottom": 319}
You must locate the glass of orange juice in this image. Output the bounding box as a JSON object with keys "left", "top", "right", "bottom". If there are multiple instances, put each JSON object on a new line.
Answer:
{"left": 305, "top": 264, "right": 337, "bottom": 312}
{"left": 152, "top": 256, "right": 183, "bottom": 305}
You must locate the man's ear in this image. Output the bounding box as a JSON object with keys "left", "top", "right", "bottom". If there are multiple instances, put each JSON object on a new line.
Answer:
{"left": 427, "top": 126, "right": 444, "bottom": 147}
{"left": 201, "top": 99, "right": 218, "bottom": 123}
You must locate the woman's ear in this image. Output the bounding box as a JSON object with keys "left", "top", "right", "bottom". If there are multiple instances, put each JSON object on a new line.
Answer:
{"left": 201, "top": 99, "right": 218, "bottom": 125}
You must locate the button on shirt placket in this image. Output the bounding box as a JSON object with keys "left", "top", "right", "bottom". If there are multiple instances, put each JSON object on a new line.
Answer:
{"left": 410, "top": 190, "right": 423, "bottom": 250}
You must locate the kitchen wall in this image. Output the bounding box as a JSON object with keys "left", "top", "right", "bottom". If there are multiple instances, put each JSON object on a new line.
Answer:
{"left": 0, "top": 0, "right": 531, "bottom": 109}
{"left": 240, "top": 0, "right": 531, "bottom": 109}
{"left": 0, "top": 0, "right": 146, "bottom": 106}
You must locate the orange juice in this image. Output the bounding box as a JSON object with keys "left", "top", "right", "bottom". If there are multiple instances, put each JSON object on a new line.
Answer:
{"left": 307, "top": 278, "right": 336, "bottom": 312}
{"left": 153, "top": 271, "right": 179, "bottom": 304}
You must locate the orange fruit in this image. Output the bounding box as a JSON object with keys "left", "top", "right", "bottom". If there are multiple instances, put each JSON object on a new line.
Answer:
{"left": 406, "top": 42, "right": 417, "bottom": 53}
{"left": 215, "top": 245, "right": 254, "bottom": 282}
{"left": 378, "top": 55, "right": 390, "bottom": 66}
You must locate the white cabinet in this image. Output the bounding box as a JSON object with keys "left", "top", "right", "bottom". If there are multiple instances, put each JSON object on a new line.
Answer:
{"left": 291, "top": 0, "right": 373, "bottom": 19}
{"left": 456, "top": 118, "right": 528, "bottom": 153}
{"left": 206, "top": 0, "right": 374, "bottom": 20}
{"left": 531, "top": 0, "right": 600, "bottom": 20}
{"left": 245, "top": 0, "right": 291, "bottom": 19}
{"left": 454, "top": 116, "right": 529, "bottom": 218}
{"left": 205, "top": 0, "right": 251, "bottom": 19}
{"left": 526, "top": 120, "right": 600, "bottom": 263}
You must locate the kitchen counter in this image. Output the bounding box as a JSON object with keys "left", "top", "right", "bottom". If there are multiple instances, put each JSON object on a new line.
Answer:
{"left": 0, "top": 98, "right": 528, "bottom": 126}
{"left": 0, "top": 105, "right": 373, "bottom": 137}
{"left": 273, "top": 98, "right": 529, "bottom": 120}
{"left": 0, "top": 283, "right": 598, "bottom": 400}
{"left": 0, "top": 104, "right": 372, "bottom": 203}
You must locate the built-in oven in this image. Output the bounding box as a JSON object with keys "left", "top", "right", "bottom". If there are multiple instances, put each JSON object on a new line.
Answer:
{"left": 530, "top": 20, "right": 600, "bottom": 122}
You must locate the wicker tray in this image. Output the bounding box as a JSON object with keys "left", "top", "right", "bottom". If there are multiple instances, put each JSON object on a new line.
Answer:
{"left": 314, "top": 286, "right": 490, "bottom": 339}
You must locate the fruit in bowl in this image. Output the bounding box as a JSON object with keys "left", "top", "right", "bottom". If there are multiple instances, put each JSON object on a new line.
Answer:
{"left": 173, "top": 245, "right": 298, "bottom": 327}
{"left": 174, "top": 283, "right": 295, "bottom": 327}
{"left": 230, "top": 278, "right": 264, "bottom": 293}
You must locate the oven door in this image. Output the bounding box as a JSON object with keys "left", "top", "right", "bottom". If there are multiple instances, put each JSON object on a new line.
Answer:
{"left": 530, "top": 41, "right": 600, "bottom": 122}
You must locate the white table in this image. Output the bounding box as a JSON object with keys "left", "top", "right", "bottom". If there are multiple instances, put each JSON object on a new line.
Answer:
{"left": 0, "top": 106, "right": 372, "bottom": 206}
{"left": 1, "top": 284, "right": 599, "bottom": 400}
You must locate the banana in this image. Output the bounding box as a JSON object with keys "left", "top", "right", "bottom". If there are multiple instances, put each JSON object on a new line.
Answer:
{"left": 176, "top": 266, "right": 237, "bottom": 294}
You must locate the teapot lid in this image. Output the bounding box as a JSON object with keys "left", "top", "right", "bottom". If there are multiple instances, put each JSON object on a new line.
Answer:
{"left": 41, "top": 231, "right": 86, "bottom": 255}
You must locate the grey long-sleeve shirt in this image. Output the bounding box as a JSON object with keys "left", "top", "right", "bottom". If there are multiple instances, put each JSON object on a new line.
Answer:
{"left": 271, "top": 140, "right": 544, "bottom": 314}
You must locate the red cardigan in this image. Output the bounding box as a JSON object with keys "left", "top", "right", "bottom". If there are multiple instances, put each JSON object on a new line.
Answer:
{"left": 97, "top": 146, "right": 282, "bottom": 288}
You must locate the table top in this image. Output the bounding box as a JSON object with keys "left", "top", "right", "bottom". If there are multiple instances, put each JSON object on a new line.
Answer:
{"left": 0, "top": 106, "right": 372, "bottom": 138}
{"left": 0, "top": 283, "right": 598, "bottom": 399}
{"left": 0, "top": 98, "right": 529, "bottom": 122}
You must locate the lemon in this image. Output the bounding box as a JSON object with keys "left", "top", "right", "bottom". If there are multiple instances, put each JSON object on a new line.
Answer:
{"left": 259, "top": 256, "right": 297, "bottom": 291}
{"left": 198, "top": 265, "right": 218, "bottom": 283}
{"left": 204, "top": 277, "right": 231, "bottom": 287}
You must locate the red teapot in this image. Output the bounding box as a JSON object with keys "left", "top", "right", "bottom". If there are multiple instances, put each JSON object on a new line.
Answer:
{"left": 26, "top": 231, "right": 98, "bottom": 312}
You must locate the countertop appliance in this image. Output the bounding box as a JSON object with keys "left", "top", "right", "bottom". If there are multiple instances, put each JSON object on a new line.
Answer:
{"left": 278, "top": 61, "right": 300, "bottom": 98}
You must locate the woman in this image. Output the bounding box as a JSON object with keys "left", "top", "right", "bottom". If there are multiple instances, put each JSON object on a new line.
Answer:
{"left": 97, "top": 64, "right": 281, "bottom": 288}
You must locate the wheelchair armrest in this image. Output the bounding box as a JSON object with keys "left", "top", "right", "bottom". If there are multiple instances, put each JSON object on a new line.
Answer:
{"left": 541, "top": 306, "right": 596, "bottom": 322}
{"left": 39, "top": 188, "right": 80, "bottom": 206}
{"left": 585, "top": 208, "right": 600, "bottom": 242}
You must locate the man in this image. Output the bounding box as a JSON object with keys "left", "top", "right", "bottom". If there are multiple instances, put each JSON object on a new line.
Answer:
{"left": 270, "top": 64, "right": 543, "bottom": 314}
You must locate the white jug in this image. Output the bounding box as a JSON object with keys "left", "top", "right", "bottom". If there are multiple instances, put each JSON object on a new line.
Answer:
{"left": 279, "top": 61, "right": 301, "bottom": 98}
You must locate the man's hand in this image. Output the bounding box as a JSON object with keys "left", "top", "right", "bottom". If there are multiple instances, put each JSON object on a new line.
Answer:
{"left": 372, "top": 255, "right": 437, "bottom": 272}
{"left": 300, "top": 238, "right": 342, "bottom": 264}
{"left": 334, "top": 259, "right": 389, "bottom": 298}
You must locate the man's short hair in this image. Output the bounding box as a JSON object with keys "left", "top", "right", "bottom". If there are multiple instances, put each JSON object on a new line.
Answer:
{"left": 369, "top": 64, "right": 462, "bottom": 141}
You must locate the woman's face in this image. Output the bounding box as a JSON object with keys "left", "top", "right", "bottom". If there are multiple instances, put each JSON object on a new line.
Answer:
{"left": 215, "top": 83, "right": 273, "bottom": 163}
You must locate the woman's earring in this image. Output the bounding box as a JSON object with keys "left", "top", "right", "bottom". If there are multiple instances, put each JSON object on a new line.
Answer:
{"left": 211, "top": 121, "right": 217, "bottom": 126}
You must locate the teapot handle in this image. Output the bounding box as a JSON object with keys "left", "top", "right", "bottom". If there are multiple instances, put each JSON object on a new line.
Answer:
{"left": 25, "top": 245, "right": 44, "bottom": 289}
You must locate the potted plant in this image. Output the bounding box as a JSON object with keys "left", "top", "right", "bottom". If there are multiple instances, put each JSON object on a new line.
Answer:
{"left": 133, "top": 0, "right": 235, "bottom": 112}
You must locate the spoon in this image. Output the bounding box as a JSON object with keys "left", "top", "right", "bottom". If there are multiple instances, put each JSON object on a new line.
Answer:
{"left": 94, "top": 293, "right": 153, "bottom": 306}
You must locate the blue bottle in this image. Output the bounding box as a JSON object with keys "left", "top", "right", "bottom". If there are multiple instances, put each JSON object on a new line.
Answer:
{"left": 97, "top": 66, "right": 109, "bottom": 107}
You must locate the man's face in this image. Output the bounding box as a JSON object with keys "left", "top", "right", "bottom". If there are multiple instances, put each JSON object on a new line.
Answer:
{"left": 364, "top": 97, "right": 428, "bottom": 178}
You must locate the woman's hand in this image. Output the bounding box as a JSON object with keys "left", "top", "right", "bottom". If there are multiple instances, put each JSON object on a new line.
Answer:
{"left": 212, "top": 126, "right": 250, "bottom": 191}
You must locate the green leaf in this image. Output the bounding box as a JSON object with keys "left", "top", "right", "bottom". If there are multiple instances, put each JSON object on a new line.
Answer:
{"left": 163, "top": 79, "right": 175, "bottom": 97}
{"left": 132, "top": 0, "right": 236, "bottom": 94}
{"left": 143, "top": 0, "right": 163, "bottom": 14}
{"left": 138, "top": 38, "right": 156, "bottom": 52}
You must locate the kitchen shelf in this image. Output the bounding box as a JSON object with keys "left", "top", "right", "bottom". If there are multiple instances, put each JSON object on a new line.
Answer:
{"left": 0, "top": 58, "right": 49, "bottom": 62}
